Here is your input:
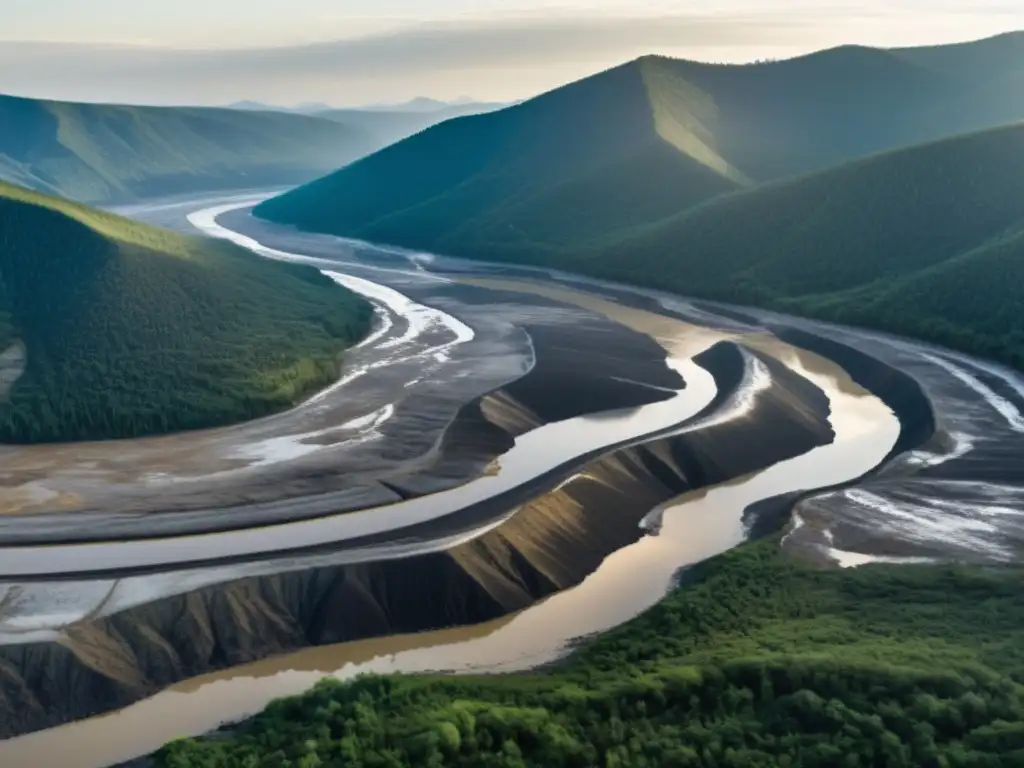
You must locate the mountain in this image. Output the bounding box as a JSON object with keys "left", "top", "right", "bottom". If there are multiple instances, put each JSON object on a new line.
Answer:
{"left": 315, "top": 101, "right": 507, "bottom": 149}
{"left": 893, "top": 30, "right": 1024, "bottom": 81}
{"left": 227, "top": 100, "right": 335, "bottom": 114}
{"left": 357, "top": 97, "right": 500, "bottom": 113}
{"left": 255, "top": 34, "right": 1024, "bottom": 257}
{"left": 561, "top": 123, "right": 1024, "bottom": 370}
{"left": 226, "top": 100, "right": 284, "bottom": 112}
{"left": 0, "top": 182, "right": 372, "bottom": 443}
{"left": 255, "top": 58, "right": 747, "bottom": 252}
{"left": 369, "top": 97, "right": 450, "bottom": 112}
{"left": 0, "top": 94, "right": 377, "bottom": 204}
{"left": 296, "top": 101, "right": 335, "bottom": 113}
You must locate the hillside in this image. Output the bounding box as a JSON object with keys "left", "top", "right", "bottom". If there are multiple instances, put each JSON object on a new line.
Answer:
{"left": 255, "top": 58, "right": 748, "bottom": 253}
{"left": 0, "top": 182, "right": 372, "bottom": 443}
{"left": 564, "top": 123, "right": 1024, "bottom": 371}
{"left": 158, "top": 539, "right": 1024, "bottom": 766}
{"left": 0, "top": 94, "right": 378, "bottom": 204}
{"left": 255, "top": 34, "right": 1024, "bottom": 256}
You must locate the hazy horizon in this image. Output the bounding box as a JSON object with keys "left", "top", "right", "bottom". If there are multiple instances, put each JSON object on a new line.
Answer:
{"left": 1, "top": 1, "right": 1022, "bottom": 107}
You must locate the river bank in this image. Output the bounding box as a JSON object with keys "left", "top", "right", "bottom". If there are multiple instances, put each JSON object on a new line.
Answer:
{"left": 0, "top": 279, "right": 901, "bottom": 766}
{"left": 7, "top": 197, "right": 1024, "bottom": 767}
{"left": 144, "top": 537, "right": 1024, "bottom": 768}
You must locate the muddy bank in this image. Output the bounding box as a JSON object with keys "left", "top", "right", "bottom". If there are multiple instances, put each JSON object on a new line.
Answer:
{"left": 770, "top": 327, "right": 936, "bottom": 461}
{"left": 739, "top": 329, "right": 938, "bottom": 555}
{"left": 0, "top": 279, "right": 689, "bottom": 545}
{"left": 0, "top": 341, "right": 834, "bottom": 740}
{"left": 380, "top": 311, "right": 682, "bottom": 498}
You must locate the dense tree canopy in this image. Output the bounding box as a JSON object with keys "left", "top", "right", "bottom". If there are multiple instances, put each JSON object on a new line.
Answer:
{"left": 574, "top": 123, "right": 1024, "bottom": 372}
{"left": 0, "top": 183, "right": 372, "bottom": 443}
{"left": 156, "top": 540, "right": 1024, "bottom": 767}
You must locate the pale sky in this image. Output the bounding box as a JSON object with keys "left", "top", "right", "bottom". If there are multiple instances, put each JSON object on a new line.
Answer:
{"left": 1, "top": 1, "right": 1021, "bottom": 106}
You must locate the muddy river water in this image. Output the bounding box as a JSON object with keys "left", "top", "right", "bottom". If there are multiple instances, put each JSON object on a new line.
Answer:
{"left": 0, "top": 356, "right": 897, "bottom": 766}
{"left": 0, "top": 200, "right": 904, "bottom": 766}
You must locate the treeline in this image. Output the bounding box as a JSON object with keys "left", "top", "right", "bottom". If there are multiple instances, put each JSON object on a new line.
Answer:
{"left": 155, "top": 541, "right": 1024, "bottom": 766}
{"left": 0, "top": 193, "right": 372, "bottom": 443}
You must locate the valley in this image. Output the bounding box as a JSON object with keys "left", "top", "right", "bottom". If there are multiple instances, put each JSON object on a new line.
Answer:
{"left": 0, "top": 95, "right": 501, "bottom": 206}
{"left": 1, "top": 194, "right": 1023, "bottom": 766}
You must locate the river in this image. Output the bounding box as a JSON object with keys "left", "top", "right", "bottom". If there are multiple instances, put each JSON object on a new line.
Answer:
{"left": 0, "top": 203, "right": 901, "bottom": 766}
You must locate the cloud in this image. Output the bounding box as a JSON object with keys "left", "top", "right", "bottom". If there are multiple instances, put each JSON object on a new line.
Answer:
{"left": 1, "top": 15, "right": 801, "bottom": 71}
{"left": 1, "top": 12, "right": 1020, "bottom": 106}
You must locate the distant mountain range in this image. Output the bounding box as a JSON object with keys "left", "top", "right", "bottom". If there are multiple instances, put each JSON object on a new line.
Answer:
{"left": 0, "top": 96, "right": 375, "bottom": 204}
{"left": 255, "top": 32, "right": 1024, "bottom": 370}
{"left": 226, "top": 100, "right": 335, "bottom": 114}
{"left": 0, "top": 181, "right": 371, "bottom": 442}
{"left": 224, "top": 97, "right": 508, "bottom": 148}
{"left": 315, "top": 101, "right": 507, "bottom": 150}
{"left": 0, "top": 94, "right": 504, "bottom": 205}
{"left": 356, "top": 96, "right": 502, "bottom": 113}
{"left": 226, "top": 96, "right": 500, "bottom": 114}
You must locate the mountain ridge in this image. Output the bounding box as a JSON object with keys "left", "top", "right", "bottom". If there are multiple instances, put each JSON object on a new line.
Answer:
{"left": 256, "top": 34, "right": 1024, "bottom": 256}
{"left": 255, "top": 56, "right": 745, "bottom": 251}
{"left": 0, "top": 94, "right": 378, "bottom": 204}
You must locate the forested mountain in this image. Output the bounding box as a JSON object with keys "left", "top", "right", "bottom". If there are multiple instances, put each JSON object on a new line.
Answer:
{"left": 0, "top": 182, "right": 371, "bottom": 443}
{"left": 255, "top": 33, "right": 1024, "bottom": 256}
{"left": 0, "top": 94, "right": 377, "bottom": 204}
{"left": 158, "top": 539, "right": 1024, "bottom": 766}
{"left": 255, "top": 57, "right": 748, "bottom": 253}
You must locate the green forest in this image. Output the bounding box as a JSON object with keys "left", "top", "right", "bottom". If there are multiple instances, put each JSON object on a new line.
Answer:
{"left": 0, "top": 94, "right": 507, "bottom": 206}
{"left": 256, "top": 57, "right": 745, "bottom": 257}
{"left": 156, "top": 539, "right": 1024, "bottom": 767}
{"left": 0, "top": 183, "right": 372, "bottom": 443}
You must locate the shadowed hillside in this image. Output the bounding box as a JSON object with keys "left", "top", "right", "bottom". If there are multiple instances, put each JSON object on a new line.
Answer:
{"left": 0, "top": 95, "right": 378, "bottom": 204}
{"left": 255, "top": 57, "right": 748, "bottom": 253}
{"left": 255, "top": 34, "right": 1024, "bottom": 257}
{"left": 0, "top": 182, "right": 371, "bottom": 443}
{"left": 560, "top": 123, "right": 1024, "bottom": 370}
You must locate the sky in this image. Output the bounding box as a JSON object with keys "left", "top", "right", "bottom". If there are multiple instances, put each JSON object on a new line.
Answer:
{"left": 1, "top": 1, "right": 1021, "bottom": 106}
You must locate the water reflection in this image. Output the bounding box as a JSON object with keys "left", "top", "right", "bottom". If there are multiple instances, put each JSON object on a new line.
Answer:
{"left": 0, "top": 348, "right": 899, "bottom": 768}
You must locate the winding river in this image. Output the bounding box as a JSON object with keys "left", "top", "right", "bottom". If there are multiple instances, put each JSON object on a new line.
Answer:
{"left": 11, "top": 192, "right": 1024, "bottom": 766}
{"left": 0, "top": 199, "right": 904, "bottom": 767}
